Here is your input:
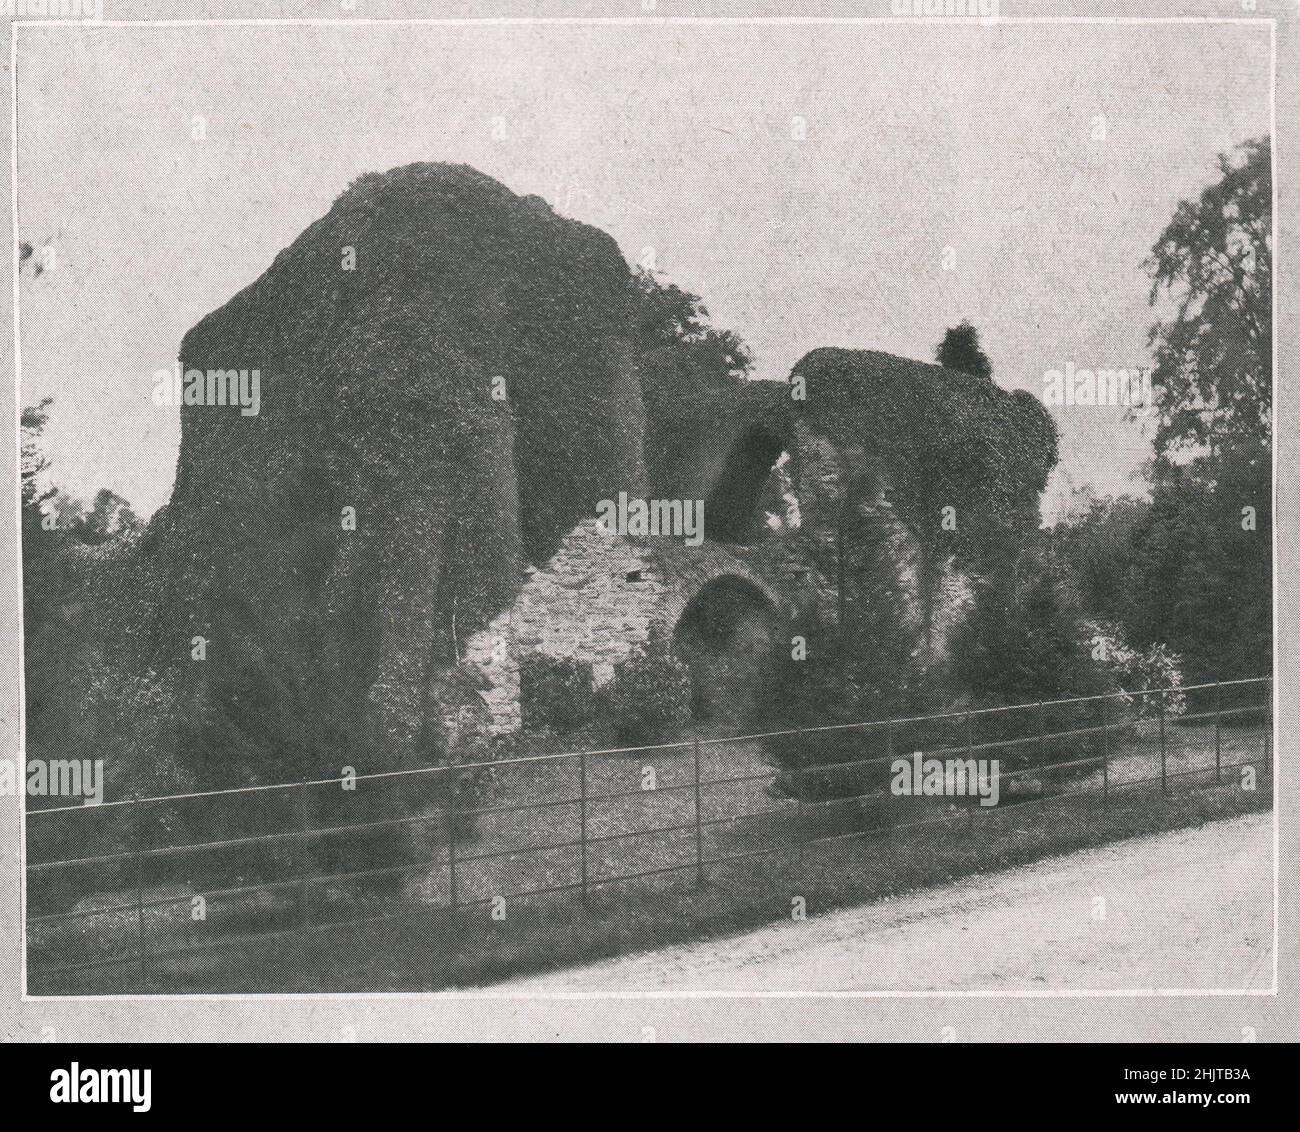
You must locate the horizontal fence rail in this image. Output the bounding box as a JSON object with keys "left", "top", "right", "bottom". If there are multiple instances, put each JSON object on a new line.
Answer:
{"left": 24, "top": 677, "right": 1273, "bottom": 988}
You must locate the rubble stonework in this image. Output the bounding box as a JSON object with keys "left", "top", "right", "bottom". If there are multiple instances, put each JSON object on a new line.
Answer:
{"left": 457, "top": 411, "right": 970, "bottom": 735}
{"left": 461, "top": 519, "right": 800, "bottom": 733}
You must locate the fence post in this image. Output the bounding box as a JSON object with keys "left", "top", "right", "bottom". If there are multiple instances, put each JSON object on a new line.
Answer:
{"left": 884, "top": 719, "right": 895, "bottom": 837}
{"left": 300, "top": 777, "right": 311, "bottom": 933}
{"left": 1101, "top": 696, "right": 1109, "bottom": 805}
{"left": 1158, "top": 689, "right": 1167, "bottom": 795}
{"left": 794, "top": 727, "right": 804, "bottom": 870}
{"left": 693, "top": 733, "right": 704, "bottom": 890}
{"left": 965, "top": 711, "right": 975, "bottom": 835}
{"left": 440, "top": 767, "right": 459, "bottom": 986}
{"left": 1265, "top": 677, "right": 1273, "bottom": 777}
{"left": 579, "top": 749, "right": 589, "bottom": 909}
{"left": 132, "top": 796, "right": 148, "bottom": 992}
{"left": 1037, "top": 701, "right": 1046, "bottom": 798}
{"left": 448, "top": 770, "right": 458, "bottom": 916}
{"left": 1214, "top": 679, "right": 1223, "bottom": 785}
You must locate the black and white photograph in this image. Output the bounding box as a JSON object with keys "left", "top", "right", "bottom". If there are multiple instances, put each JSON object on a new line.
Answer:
{"left": 0, "top": 0, "right": 1295, "bottom": 1073}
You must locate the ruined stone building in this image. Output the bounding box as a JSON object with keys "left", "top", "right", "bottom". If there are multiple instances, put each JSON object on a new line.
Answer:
{"left": 47, "top": 163, "right": 1055, "bottom": 792}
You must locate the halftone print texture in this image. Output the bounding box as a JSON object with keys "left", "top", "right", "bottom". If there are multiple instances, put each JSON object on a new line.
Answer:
{"left": 9, "top": 9, "right": 1277, "bottom": 1017}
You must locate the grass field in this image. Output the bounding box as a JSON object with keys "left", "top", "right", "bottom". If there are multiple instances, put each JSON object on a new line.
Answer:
{"left": 26, "top": 713, "right": 1271, "bottom": 994}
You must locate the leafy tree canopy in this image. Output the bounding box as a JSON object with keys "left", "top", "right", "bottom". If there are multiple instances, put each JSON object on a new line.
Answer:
{"left": 631, "top": 267, "right": 752, "bottom": 388}
{"left": 1144, "top": 136, "right": 1271, "bottom": 458}
{"left": 935, "top": 319, "right": 993, "bottom": 383}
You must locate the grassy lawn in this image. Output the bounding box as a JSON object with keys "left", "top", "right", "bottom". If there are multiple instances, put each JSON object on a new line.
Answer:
{"left": 27, "top": 717, "right": 1271, "bottom": 994}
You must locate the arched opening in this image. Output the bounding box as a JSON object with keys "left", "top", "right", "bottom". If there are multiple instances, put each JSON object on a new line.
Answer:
{"left": 671, "top": 576, "right": 778, "bottom": 729}
{"left": 703, "top": 426, "right": 797, "bottom": 545}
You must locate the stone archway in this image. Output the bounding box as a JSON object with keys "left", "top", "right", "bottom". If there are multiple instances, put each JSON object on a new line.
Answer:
{"left": 703, "top": 424, "right": 795, "bottom": 545}
{"left": 670, "top": 575, "right": 779, "bottom": 729}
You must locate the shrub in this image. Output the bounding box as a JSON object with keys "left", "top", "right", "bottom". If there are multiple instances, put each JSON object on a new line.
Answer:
{"left": 605, "top": 651, "right": 692, "bottom": 745}
{"left": 1085, "top": 618, "right": 1185, "bottom": 718}
{"left": 519, "top": 655, "right": 596, "bottom": 734}
{"left": 760, "top": 652, "right": 892, "bottom": 802}
{"left": 951, "top": 540, "right": 1110, "bottom": 709}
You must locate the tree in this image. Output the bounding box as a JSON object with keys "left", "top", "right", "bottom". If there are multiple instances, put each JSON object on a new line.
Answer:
{"left": 1139, "top": 137, "right": 1271, "bottom": 683}
{"left": 21, "top": 401, "right": 143, "bottom": 548}
{"left": 951, "top": 538, "right": 1107, "bottom": 709}
{"left": 76, "top": 488, "right": 143, "bottom": 545}
{"left": 630, "top": 267, "right": 752, "bottom": 387}
{"left": 1144, "top": 137, "right": 1270, "bottom": 457}
{"left": 1052, "top": 493, "right": 1151, "bottom": 627}
{"left": 1119, "top": 446, "right": 1268, "bottom": 685}
{"left": 21, "top": 399, "right": 55, "bottom": 524}
{"left": 935, "top": 319, "right": 993, "bottom": 382}
{"left": 20, "top": 399, "right": 64, "bottom": 640}
{"left": 632, "top": 267, "right": 755, "bottom": 500}
{"left": 1057, "top": 138, "right": 1273, "bottom": 686}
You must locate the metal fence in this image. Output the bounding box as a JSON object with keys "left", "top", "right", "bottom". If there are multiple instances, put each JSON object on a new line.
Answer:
{"left": 25, "top": 676, "right": 1272, "bottom": 989}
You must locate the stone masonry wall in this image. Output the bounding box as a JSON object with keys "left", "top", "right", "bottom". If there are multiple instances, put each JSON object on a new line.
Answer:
{"left": 461, "top": 519, "right": 802, "bottom": 733}
{"left": 458, "top": 418, "right": 978, "bottom": 736}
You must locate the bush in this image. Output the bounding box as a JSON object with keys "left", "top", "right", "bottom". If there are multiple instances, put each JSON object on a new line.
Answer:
{"left": 605, "top": 652, "right": 692, "bottom": 745}
{"left": 951, "top": 542, "right": 1109, "bottom": 709}
{"left": 760, "top": 652, "right": 892, "bottom": 802}
{"left": 519, "top": 655, "right": 596, "bottom": 734}
{"left": 1085, "top": 618, "right": 1185, "bottom": 719}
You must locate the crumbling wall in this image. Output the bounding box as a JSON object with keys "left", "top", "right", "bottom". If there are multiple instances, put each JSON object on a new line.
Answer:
{"left": 461, "top": 519, "right": 797, "bottom": 733}
{"left": 94, "top": 167, "right": 1055, "bottom": 784}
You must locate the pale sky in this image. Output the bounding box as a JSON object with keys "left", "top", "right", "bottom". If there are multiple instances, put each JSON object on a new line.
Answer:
{"left": 14, "top": 20, "right": 1272, "bottom": 522}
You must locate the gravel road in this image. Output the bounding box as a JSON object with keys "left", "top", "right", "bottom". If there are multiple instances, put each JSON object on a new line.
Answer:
{"left": 495, "top": 813, "right": 1273, "bottom": 993}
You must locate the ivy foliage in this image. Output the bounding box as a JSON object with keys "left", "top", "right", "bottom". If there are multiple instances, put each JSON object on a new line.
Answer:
{"left": 789, "top": 347, "right": 1058, "bottom": 569}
